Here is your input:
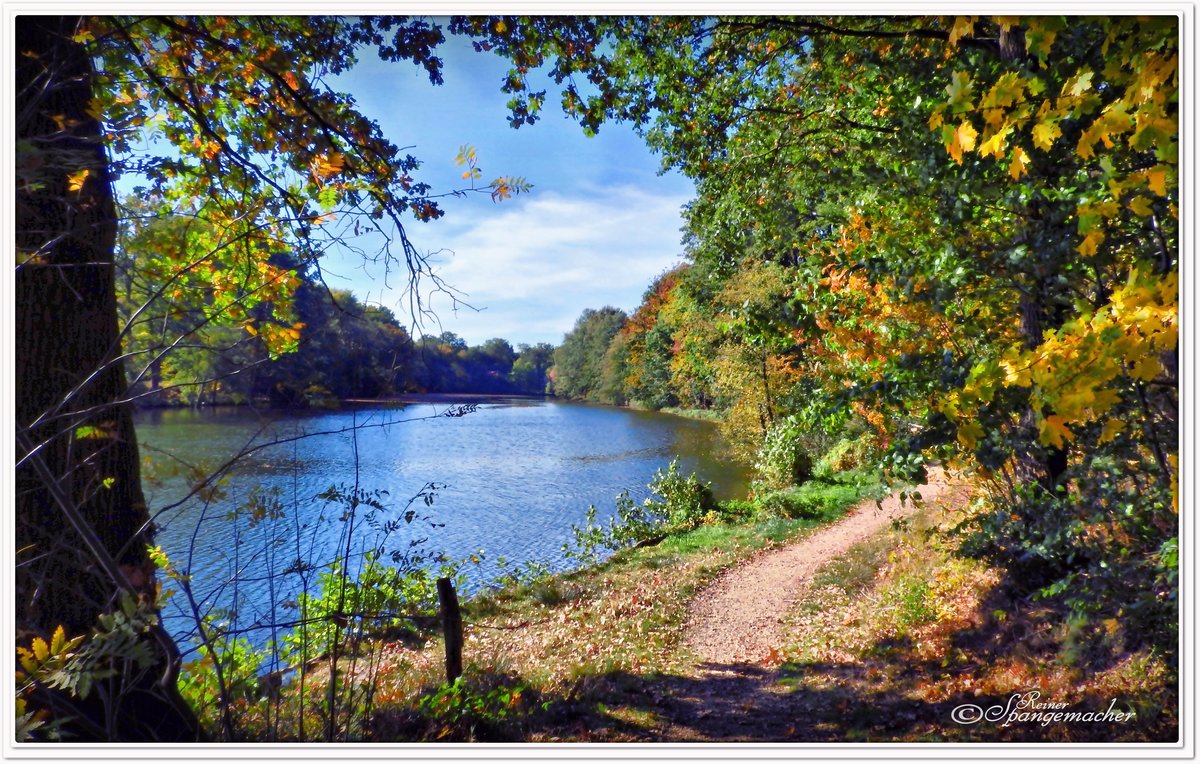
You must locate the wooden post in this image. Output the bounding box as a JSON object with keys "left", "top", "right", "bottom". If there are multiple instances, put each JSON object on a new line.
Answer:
{"left": 437, "top": 577, "right": 463, "bottom": 683}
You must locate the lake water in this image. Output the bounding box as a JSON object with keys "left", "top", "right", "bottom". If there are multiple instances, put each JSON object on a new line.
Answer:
{"left": 134, "top": 398, "right": 747, "bottom": 650}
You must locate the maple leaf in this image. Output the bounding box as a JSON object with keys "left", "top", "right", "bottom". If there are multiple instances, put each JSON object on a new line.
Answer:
{"left": 1009, "top": 146, "right": 1031, "bottom": 179}
{"left": 1031, "top": 118, "right": 1062, "bottom": 150}
{"left": 978, "top": 125, "right": 1012, "bottom": 159}
{"left": 1039, "top": 415, "right": 1074, "bottom": 449}
{"left": 948, "top": 120, "right": 977, "bottom": 164}
{"left": 1063, "top": 70, "right": 1095, "bottom": 97}
{"left": 1128, "top": 195, "right": 1153, "bottom": 217}
{"left": 1076, "top": 133, "right": 1097, "bottom": 160}
{"left": 957, "top": 420, "right": 984, "bottom": 451}
{"left": 948, "top": 16, "right": 977, "bottom": 47}
{"left": 1130, "top": 355, "right": 1162, "bottom": 381}
{"left": 944, "top": 71, "right": 974, "bottom": 112}
{"left": 982, "top": 72, "right": 1025, "bottom": 109}
{"left": 1077, "top": 230, "right": 1105, "bottom": 257}
{"left": 1146, "top": 167, "right": 1168, "bottom": 196}
{"left": 1097, "top": 418, "right": 1126, "bottom": 445}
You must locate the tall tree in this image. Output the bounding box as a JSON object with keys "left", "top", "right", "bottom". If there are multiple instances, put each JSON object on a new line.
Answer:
{"left": 16, "top": 15, "right": 200, "bottom": 740}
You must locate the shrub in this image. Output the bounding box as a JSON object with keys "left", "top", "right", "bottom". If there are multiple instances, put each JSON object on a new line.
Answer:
{"left": 956, "top": 455, "right": 1177, "bottom": 659}
{"left": 564, "top": 460, "right": 718, "bottom": 563}
{"left": 754, "top": 416, "right": 814, "bottom": 490}
{"left": 815, "top": 433, "right": 877, "bottom": 475}
{"left": 650, "top": 459, "right": 718, "bottom": 529}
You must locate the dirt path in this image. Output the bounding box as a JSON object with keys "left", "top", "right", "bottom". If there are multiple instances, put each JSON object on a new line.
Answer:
{"left": 685, "top": 468, "right": 958, "bottom": 664}
{"left": 651, "top": 468, "right": 969, "bottom": 741}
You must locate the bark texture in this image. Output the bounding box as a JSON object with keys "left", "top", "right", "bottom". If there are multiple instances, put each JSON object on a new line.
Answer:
{"left": 15, "top": 15, "right": 201, "bottom": 741}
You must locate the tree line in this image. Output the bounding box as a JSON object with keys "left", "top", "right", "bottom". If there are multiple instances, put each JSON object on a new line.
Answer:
{"left": 117, "top": 207, "right": 553, "bottom": 407}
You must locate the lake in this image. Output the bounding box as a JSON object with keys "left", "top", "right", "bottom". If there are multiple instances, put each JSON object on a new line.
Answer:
{"left": 134, "top": 397, "right": 748, "bottom": 651}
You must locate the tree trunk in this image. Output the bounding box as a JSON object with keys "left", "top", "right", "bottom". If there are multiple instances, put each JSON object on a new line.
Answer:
{"left": 15, "top": 15, "right": 201, "bottom": 741}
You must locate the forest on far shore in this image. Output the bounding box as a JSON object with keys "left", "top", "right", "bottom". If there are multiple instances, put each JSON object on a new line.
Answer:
{"left": 117, "top": 221, "right": 555, "bottom": 407}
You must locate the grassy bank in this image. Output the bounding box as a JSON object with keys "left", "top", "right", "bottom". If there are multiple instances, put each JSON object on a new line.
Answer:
{"left": 218, "top": 467, "right": 888, "bottom": 741}
{"left": 775, "top": 496, "right": 1178, "bottom": 742}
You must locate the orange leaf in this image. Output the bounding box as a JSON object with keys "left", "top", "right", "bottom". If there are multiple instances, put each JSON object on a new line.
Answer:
{"left": 1146, "top": 168, "right": 1168, "bottom": 196}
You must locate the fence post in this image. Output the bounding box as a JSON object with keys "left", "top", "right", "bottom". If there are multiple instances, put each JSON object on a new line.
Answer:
{"left": 437, "top": 577, "right": 463, "bottom": 683}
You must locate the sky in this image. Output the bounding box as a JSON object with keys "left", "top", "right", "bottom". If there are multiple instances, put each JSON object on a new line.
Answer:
{"left": 319, "top": 31, "right": 697, "bottom": 348}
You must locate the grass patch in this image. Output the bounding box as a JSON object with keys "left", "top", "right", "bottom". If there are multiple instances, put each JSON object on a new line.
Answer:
{"left": 755, "top": 468, "right": 887, "bottom": 520}
{"left": 657, "top": 406, "right": 725, "bottom": 423}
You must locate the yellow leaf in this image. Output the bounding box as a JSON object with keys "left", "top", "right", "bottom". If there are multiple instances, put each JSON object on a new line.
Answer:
{"left": 1032, "top": 119, "right": 1062, "bottom": 151}
{"left": 72, "top": 28, "right": 95, "bottom": 44}
{"left": 67, "top": 168, "right": 90, "bottom": 193}
{"left": 1146, "top": 168, "right": 1168, "bottom": 196}
{"left": 32, "top": 637, "right": 49, "bottom": 663}
{"left": 1063, "top": 70, "right": 1094, "bottom": 97}
{"left": 957, "top": 420, "right": 984, "bottom": 451}
{"left": 1077, "top": 230, "right": 1104, "bottom": 257}
{"left": 1097, "top": 418, "right": 1126, "bottom": 445}
{"left": 1076, "top": 133, "right": 1096, "bottom": 160}
{"left": 949, "top": 16, "right": 977, "bottom": 47}
{"left": 949, "top": 120, "right": 977, "bottom": 164}
{"left": 1130, "top": 355, "right": 1161, "bottom": 381}
{"left": 1009, "top": 146, "right": 1031, "bottom": 180}
{"left": 1128, "top": 196, "right": 1153, "bottom": 217}
{"left": 994, "top": 16, "right": 1021, "bottom": 32}
{"left": 978, "top": 125, "right": 1012, "bottom": 159}
{"left": 928, "top": 109, "right": 945, "bottom": 130}
{"left": 1039, "top": 415, "right": 1074, "bottom": 449}
{"left": 50, "top": 625, "right": 66, "bottom": 655}
{"left": 313, "top": 152, "right": 344, "bottom": 180}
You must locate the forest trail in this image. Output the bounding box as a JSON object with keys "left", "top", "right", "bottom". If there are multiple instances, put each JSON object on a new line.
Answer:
{"left": 653, "top": 468, "right": 972, "bottom": 741}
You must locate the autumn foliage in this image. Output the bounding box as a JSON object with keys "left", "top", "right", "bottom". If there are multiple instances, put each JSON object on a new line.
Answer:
{"left": 516, "top": 15, "right": 1177, "bottom": 651}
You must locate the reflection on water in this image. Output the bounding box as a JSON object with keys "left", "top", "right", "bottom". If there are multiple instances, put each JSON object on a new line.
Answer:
{"left": 135, "top": 398, "right": 748, "bottom": 650}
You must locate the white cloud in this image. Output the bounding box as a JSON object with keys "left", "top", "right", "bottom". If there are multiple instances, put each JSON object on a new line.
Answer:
{"left": 362, "top": 183, "right": 693, "bottom": 345}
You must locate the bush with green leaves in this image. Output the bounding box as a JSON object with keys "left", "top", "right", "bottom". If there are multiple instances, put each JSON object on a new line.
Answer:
{"left": 650, "top": 458, "right": 719, "bottom": 528}
{"left": 956, "top": 454, "right": 1177, "bottom": 658}
{"left": 564, "top": 460, "right": 719, "bottom": 564}
{"left": 754, "top": 415, "right": 815, "bottom": 490}
{"left": 815, "top": 433, "right": 877, "bottom": 476}
{"left": 413, "top": 674, "right": 544, "bottom": 741}
{"left": 177, "top": 618, "right": 268, "bottom": 723}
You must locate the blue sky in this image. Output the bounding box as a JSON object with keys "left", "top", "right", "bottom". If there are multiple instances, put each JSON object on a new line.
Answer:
{"left": 321, "top": 31, "right": 696, "bottom": 347}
